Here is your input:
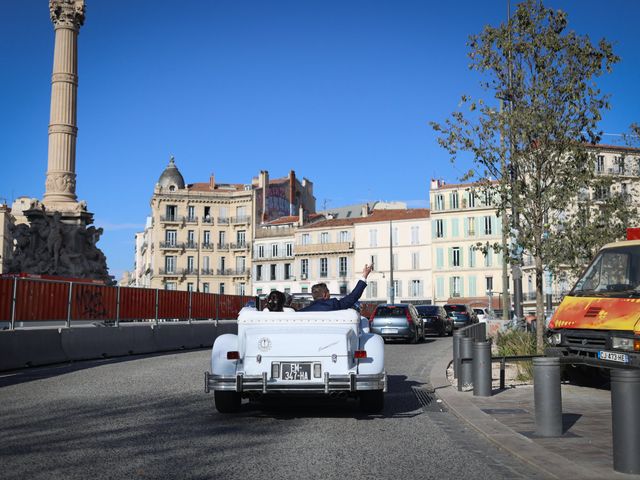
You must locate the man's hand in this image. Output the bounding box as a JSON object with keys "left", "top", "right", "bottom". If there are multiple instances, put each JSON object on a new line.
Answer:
{"left": 362, "top": 264, "right": 373, "bottom": 279}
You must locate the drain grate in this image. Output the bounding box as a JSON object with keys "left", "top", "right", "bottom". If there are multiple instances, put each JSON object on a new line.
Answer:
{"left": 412, "top": 386, "right": 447, "bottom": 412}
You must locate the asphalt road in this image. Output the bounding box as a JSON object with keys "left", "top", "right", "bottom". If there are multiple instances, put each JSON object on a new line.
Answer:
{"left": 0, "top": 336, "right": 547, "bottom": 480}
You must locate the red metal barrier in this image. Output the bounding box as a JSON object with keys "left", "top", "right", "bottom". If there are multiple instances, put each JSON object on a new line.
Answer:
{"left": 191, "top": 292, "right": 215, "bottom": 319}
{"left": 0, "top": 278, "right": 15, "bottom": 321}
{"left": 71, "top": 284, "right": 118, "bottom": 321}
{"left": 119, "top": 287, "right": 156, "bottom": 320}
{"left": 360, "top": 302, "right": 379, "bottom": 319}
{"left": 217, "top": 294, "right": 253, "bottom": 319}
{"left": 158, "top": 290, "right": 189, "bottom": 319}
{"left": 15, "top": 279, "right": 70, "bottom": 321}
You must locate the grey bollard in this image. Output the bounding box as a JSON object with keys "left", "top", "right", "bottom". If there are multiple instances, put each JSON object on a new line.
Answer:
{"left": 533, "top": 357, "right": 563, "bottom": 437}
{"left": 611, "top": 369, "right": 640, "bottom": 474}
{"left": 473, "top": 339, "right": 492, "bottom": 397}
{"left": 453, "top": 331, "right": 463, "bottom": 378}
{"left": 458, "top": 337, "right": 473, "bottom": 391}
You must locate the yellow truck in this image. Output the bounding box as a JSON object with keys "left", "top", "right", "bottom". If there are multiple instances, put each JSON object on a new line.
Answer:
{"left": 546, "top": 229, "right": 640, "bottom": 369}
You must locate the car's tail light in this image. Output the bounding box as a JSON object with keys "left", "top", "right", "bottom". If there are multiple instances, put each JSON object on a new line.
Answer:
{"left": 354, "top": 350, "right": 367, "bottom": 359}
{"left": 406, "top": 309, "right": 412, "bottom": 325}
{"left": 226, "top": 351, "right": 240, "bottom": 360}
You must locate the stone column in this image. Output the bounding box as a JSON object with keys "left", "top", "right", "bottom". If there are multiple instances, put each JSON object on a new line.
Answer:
{"left": 43, "top": 0, "right": 85, "bottom": 212}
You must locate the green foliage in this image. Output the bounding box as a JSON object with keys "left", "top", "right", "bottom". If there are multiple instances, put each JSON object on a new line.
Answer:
{"left": 495, "top": 329, "right": 537, "bottom": 380}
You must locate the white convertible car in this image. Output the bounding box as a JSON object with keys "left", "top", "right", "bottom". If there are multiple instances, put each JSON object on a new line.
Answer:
{"left": 205, "top": 308, "right": 387, "bottom": 413}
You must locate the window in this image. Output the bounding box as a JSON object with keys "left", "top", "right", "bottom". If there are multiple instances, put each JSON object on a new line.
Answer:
{"left": 411, "top": 226, "right": 420, "bottom": 245}
{"left": 187, "top": 205, "right": 195, "bottom": 221}
{"left": 258, "top": 244, "right": 265, "bottom": 258}
{"left": 367, "top": 281, "right": 378, "bottom": 299}
{"left": 203, "top": 283, "right": 210, "bottom": 293}
{"left": 392, "top": 227, "right": 399, "bottom": 246}
{"left": 486, "top": 276, "right": 494, "bottom": 293}
{"left": 284, "top": 263, "right": 292, "bottom": 279}
{"left": 468, "top": 191, "right": 476, "bottom": 208}
{"left": 484, "top": 216, "right": 493, "bottom": 235}
{"left": 320, "top": 258, "right": 328, "bottom": 277}
{"left": 219, "top": 256, "right": 226, "bottom": 271}
{"left": 617, "top": 156, "right": 625, "bottom": 175}
{"left": 187, "top": 282, "right": 194, "bottom": 292}
{"left": 392, "top": 280, "right": 401, "bottom": 298}
{"left": 339, "top": 230, "right": 350, "bottom": 242}
{"left": 271, "top": 243, "right": 278, "bottom": 257}
{"left": 411, "top": 252, "right": 420, "bottom": 270}
{"left": 451, "top": 276, "right": 461, "bottom": 297}
{"left": 165, "top": 282, "right": 177, "bottom": 291}
{"left": 256, "top": 265, "right": 263, "bottom": 281}
{"left": 219, "top": 231, "right": 226, "bottom": 245}
{"left": 203, "top": 206, "right": 211, "bottom": 221}
{"left": 369, "top": 229, "right": 378, "bottom": 247}
{"left": 164, "top": 256, "right": 176, "bottom": 273}
{"left": 484, "top": 191, "right": 493, "bottom": 206}
{"left": 339, "top": 257, "right": 347, "bottom": 276}
{"left": 467, "top": 217, "right": 475, "bottom": 236}
{"left": 236, "top": 256, "right": 246, "bottom": 272}
{"left": 187, "top": 230, "right": 195, "bottom": 246}
{"left": 187, "top": 256, "right": 195, "bottom": 273}
{"left": 451, "top": 191, "right": 459, "bottom": 209}
{"left": 435, "top": 219, "right": 444, "bottom": 238}
{"left": 596, "top": 155, "right": 605, "bottom": 174}
{"left": 452, "top": 247, "right": 461, "bottom": 267}
{"left": 339, "top": 284, "right": 347, "bottom": 295}
{"left": 236, "top": 206, "right": 247, "bottom": 220}
{"left": 237, "top": 230, "right": 246, "bottom": 245}
{"left": 219, "top": 206, "right": 228, "bottom": 221}
{"left": 484, "top": 247, "right": 493, "bottom": 267}
{"left": 237, "top": 283, "right": 246, "bottom": 296}
{"left": 594, "top": 184, "right": 609, "bottom": 200}
{"left": 165, "top": 205, "right": 177, "bottom": 221}
{"left": 218, "top": 283, "right": 224, "bottom": 294}
{"left": 165, "top": 230, "right": 177, "bottom": 245}
{"left": 285, "top": 242, "right": 293, "bottom": 257}
{"left": 392, "top": 253, "right": 398, "bottom": 270}
{"left": 410, "top": 280, "right": 422, "bottom": 297}
{"left": 435, "top": 194, "right": 444, "bottom": 211}
{"left": 203, "top": 256, "right": 210, "bottom": 271}
{"left": 270, "top": 264, "right": 277, "bottom": 281}
{"left": 301, "top": 233, "right": 310, "bottom": 245}
{"left": 370, "top": 255, "right": 378, "bottom": 270}
{"left": 203, "top": 230, "right": 211, "bottom": 246}
{"left": 320, "top": 232, "right": 329, "bottom": 244}
{"left": 468, "top": 247, "right": 476, "bottom": 268}
{"left": 300, "top": 259, "right": 309, "bottom": 278}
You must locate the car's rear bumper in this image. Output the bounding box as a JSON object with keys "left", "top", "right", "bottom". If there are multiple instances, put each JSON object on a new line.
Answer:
{"left": 205, "top": 371, "right": 387, "bottom": 394}
{"left": 370, "top": 326, "right": 413, "bottom": 339}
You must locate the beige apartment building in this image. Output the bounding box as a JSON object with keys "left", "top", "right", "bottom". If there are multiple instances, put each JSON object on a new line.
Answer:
{"left": 429, "top": 179, "right": 506, "bottom": 307}
{"left": 354, "top": 208, "right": 431, "bottom": 303}
{"left": 145, "top": 158, "right": 315, "bottom": 293}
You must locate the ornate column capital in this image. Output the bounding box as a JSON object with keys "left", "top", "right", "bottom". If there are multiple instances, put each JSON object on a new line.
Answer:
{"left": 50, "top": 0, "right": 85, "bottom": 30}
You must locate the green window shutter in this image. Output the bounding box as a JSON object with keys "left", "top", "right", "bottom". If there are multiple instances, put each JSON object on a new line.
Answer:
{"left": 442, "top": 219, "right": 448, "bottom": 238}
{"left": 436, "top": 248, "right": 444, "bottom": 268}
{"left": 459, "top": 247, "right": 464, "bottom": 267}
{"left": 448, "top": 247, "right": 453, "bottom": 267}
{"left": 487, "top": 248, "right": 493, "bottom": 267}
{"left": 463, "top": 217, "right": 469, "bottom": 237}
{"left": 449, "top": 277, "right": 454, "bottom": 297}
{"left": 459, "top": 279, "right": 464, "bottom": 297}
{"left": 476, "top": 217, "right": 482, "bottom": 237}
{"left": 468, "top": 247, "right": 475, "bottom": 268}
{"left": 469, "top": 276, "right": 477, "bottom": 296}
{"left": 452, "top": 219, "right": 459, "bottom": 238}
{"left": 496, "top": 215, "right": 502, "bottom": 233}
{"left": 432, "top": 220, "right": 437, "bottom": 239}
{"left": 491, "top": 216, "right": 497, "bottom": 235}
{"left": 436, "top": 277, "right": 444, "bottom": 297}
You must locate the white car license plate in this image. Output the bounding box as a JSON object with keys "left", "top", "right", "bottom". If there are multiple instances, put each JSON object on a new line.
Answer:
{"left": 381, "top": 328, "right": 398, "bottom": 334}
{"left": 598, "top": 351, "right": 629, "bottom": 363}
{"left": 281, "top": 362, "right": 311, "bottom": 380}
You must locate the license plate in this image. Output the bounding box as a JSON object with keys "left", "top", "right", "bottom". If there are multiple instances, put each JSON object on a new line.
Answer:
{"left": 598, "top": 351, "right": 629, "bottom": 363}
{"left": 381, "top": 328, "right": 398, "bottom": 334}
{"left": 280, "top": 362, "right": 311, "bottom": 380}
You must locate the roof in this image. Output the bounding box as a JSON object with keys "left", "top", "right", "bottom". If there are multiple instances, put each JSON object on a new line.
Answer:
{"left": 157, "top": 157, "right": 185, "bottom": 190}
{"left": 299, "top": 208, "right": 430, "bottom": 229}
{"left": 265, "top": 213, "right": 324, "bottom": 226}
{"left": 187, "top": 182, "right": 247, "bottom": 192}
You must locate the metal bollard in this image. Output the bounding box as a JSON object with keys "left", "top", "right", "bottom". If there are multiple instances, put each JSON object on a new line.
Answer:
{"left": 458, "top": 337, "right": 473, "bottom": 391}
{"left": 473, "top": 339, "right": 492, "bottom": 397}
{"left": 453, "top": 331, "right": 463, "bottom": 378}
{"left": 611, "top": 368, "right": 640, "bottom": 474}
{"left": 533, "top": 357, "right": 562, "bottom": 437}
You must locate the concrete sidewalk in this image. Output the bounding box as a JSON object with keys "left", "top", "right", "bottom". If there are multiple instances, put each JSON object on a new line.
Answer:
{"left": 430, "top": 349, "right": 639, "bottom": 480}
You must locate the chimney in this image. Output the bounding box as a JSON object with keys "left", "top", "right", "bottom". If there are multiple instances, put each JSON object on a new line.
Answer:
{"left": 361, "top": 204, "right": 369, "bottom": 217}
{"left": 209, "top": 173, "right": 215, "bottom": 190}
{"left": 289, "top": 170, "right": 296, "bottom": 215}
{"left": 298, "top": 205, "right": 304, "bottom": 226}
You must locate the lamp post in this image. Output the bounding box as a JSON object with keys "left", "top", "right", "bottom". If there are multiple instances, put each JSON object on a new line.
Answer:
{"left": 389, "top": 220, "right": 395, "bottom": 304}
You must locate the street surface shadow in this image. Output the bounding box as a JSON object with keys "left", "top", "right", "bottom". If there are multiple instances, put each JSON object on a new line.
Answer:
{"left": 235, "top": 374, "right": 425, "bottom": 420}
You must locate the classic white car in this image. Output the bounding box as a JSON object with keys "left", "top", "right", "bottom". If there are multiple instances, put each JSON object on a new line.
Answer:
{"left": 205, "top": 308, "right": 386, "bottom": 413}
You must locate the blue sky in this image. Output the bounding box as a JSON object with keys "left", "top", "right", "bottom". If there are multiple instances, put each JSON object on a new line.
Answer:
{"left": 2, "top": 0, "right": 638, "bottom": 280}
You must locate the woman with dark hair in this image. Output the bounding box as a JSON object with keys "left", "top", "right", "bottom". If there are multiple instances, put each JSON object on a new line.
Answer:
{"left": 264, "top": 290, "right": 295, "bottom": 312}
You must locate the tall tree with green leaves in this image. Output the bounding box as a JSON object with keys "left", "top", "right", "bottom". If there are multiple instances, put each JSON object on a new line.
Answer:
{"left": 431, "top": 0, "right": 622, "bottom": 352}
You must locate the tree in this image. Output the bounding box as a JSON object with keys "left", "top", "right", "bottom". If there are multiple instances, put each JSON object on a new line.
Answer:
{"left": 431, "top": 0, "right": 624, "bottom": 353}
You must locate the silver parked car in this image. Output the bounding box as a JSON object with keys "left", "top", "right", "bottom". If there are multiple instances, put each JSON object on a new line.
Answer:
{"left": 369, "top": 304, "right": 424, "bottom": 343}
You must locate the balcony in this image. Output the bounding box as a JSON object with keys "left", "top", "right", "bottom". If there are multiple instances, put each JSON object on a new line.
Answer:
{"left": 181, "top": 268, "right": 198, "bottom": 276}
{"left": 158, "top": 268, "right": 178, "bottom": 276}
{"left": 184, "top": 241, "right": 198, "bottom": 250}
{"left": 231, "top": 216, "right": 251, "bottom": 225}
{"left": 217, "top": 268, "right": 249, "bottom": 276}
{"left": 230, "top": 242, "right": 250, "bottom": 251}
{"left": 217, "top": 243, "right": 230, "bottom": 251}
{"left": 159, "top": 241, "right": 182, "bottom": 250}
{"left": 217, "top": 217, "right": 230, "bottom": 225}
{"left": 185, "top": 216, "right": 198, "bottom": 224}
{"left": 201, "top": 242, "right": 214, "bottom": 250}
{"left": 255, "top": 226, "right": 295, "bottom": 238}
{"left": 202, "top": 216, "right": 214, "bottom": 224}
{"left": 201, "top": 268, "right": 214, "bottom": 276}
{"left": 295, "top": 241, "right": 354, "bottom": 255}
{"left": 160, "top": 215, "right": 182, "bottom": 224}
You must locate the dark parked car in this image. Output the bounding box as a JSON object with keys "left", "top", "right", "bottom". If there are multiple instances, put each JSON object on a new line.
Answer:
{"left": 416, "top": 305, "right": 453, "bottom": 337}
{"left": 369, "top": 304, "right": 424, "bottom": 343}
{"left": 444, "top": 304, "right": 478, "bottom": 329}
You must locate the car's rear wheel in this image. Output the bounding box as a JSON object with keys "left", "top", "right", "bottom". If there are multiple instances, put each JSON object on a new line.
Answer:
{"left": 409, "top": 328, "right": 418, "bottom": 344}
{"left": 214, "top": 391, "right": 241, "bottom": 413}
{"left": 360, "top": 390, "right": 384, "bottom": 413}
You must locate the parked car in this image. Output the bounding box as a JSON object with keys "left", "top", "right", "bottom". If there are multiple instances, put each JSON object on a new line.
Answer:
{"left": 416, "top": 305, "right": 453, "bottom": 337}
{"left": 444, "top": 304, "right": 478, "bottom": 329}
{"left": 205, "top": 308, "right": 386, "bottom": 413}
{"left": 473, "top": 307, "right": 491, "bottom": 323}
{"left": 369, "top": 304, "right": 424, "bottom": 343}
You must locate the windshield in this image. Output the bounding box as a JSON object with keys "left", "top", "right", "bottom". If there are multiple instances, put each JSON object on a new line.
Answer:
{"left": 374, "top": 306, "right": 407, "bottom": 317}
{"left": 571, "top": 245, "right": 640, "bottom": 297}
{"left": 416, "top": 306, "right": 439, "bottom": 316}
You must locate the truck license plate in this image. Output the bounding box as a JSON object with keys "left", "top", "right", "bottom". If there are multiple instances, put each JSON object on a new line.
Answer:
{"left": 598, "top": 351, "right": 629, "bottom": 363}
{"left": 281, "top": 363, "right": 311, "bottom": 380}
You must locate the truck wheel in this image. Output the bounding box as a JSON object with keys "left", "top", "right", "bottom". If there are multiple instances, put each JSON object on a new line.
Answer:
{"left": 214, "top": 391, "right": 241, "bottom": 413}
{"left": 360, "top": 390, "right": 384, "bottom": 413}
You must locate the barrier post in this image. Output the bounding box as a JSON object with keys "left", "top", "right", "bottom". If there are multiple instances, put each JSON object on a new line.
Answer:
{"left": 458, "top": 336, "right": 473, "bottom": 391}
{"left": 66, "top": 282, "right": 73, "bottom": 328}
{"left": 533, "top": 357, "right": 562, "bottom": 437}
{"left": 188, "top": 290, "right": 192, "bottom": 325}
{"left": 611, "top": 369, "right": 640, "bottom": 474}
{"left": 453, "top": 330, "right": 463, "bottom": 378}
{"left": 472, "top": 339, "right": 492, "bottom": 397}
{"left": 215, "top": 295, "right": 219, "bottom": 327}
{"left": 154, "top": 289, "right": 159, "bottom": 325}
{"left": 115, "top": 286, "right": 121, "bottom": 327}
{"left": 10, "top": 277, "right": 18, "bottom": 330}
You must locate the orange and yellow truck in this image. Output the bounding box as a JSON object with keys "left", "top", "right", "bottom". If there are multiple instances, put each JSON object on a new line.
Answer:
{"left": 546, "top": 229, "right": 640, "bottom": 369}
